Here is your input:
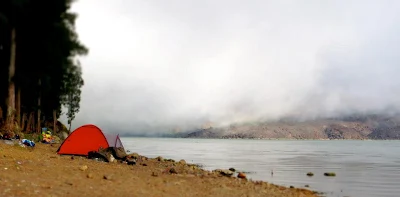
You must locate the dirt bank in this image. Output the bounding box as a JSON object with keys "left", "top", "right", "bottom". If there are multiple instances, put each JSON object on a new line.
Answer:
{"left": 0, "top": 142, "right": 319, "bottom": 197}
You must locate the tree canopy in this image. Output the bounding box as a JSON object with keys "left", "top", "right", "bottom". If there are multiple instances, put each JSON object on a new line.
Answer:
{"left": 0, "top": 0, "right": 87, "bottom": 132}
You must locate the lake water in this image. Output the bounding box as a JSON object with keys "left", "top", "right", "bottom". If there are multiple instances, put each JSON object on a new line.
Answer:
{"left": 121, "top": 138, "right": 400, "bottom": 197}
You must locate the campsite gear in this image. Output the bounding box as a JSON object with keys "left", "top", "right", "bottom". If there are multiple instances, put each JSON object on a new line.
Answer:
{"left": 88, "top": 147, "right": 128, "bottom": 162}
{"left": 88, "top": 151, "right": 109, "bottom": 162}
{"left": 57, "top": 124, "right": 124, "bottom": 156}
{"left": 40, "top": 128, "right": 55, "bottom": 144}
{"left": 21, "top": 139, "right": 35, "bottom": 147}
{"left": 2, "top": 133, "right": 11, "bottom": 140}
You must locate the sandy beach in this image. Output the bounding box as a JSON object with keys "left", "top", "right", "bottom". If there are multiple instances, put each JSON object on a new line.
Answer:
{"left": 0, "top": 142, "right": 319, "bottom": 197}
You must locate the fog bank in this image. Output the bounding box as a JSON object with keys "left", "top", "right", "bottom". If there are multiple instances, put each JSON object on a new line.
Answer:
{"left": 60, "top": 0, "right": 400, "bottom": 135}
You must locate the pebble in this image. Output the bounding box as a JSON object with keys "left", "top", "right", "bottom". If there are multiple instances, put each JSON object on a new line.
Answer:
{"left": 169, "top": 168, "right": 178, "bottom": 174}
{"left": 126, "top": 158, "right": 136, "bottom": 165}
{"left": 179, "top": 159, "right": 186, "bottom": 165}
{"left": 87, "top": 173, "right": 94, "bottom": 179}
{"left": 237, "top": 172, "right": 246, "bottom": 179}
{"left": 79, "top": 165, "right": 88, "bottom": 171}
{"left": 103, "top": 175, "right": 112, "bottom": 180}
{"left": 324, "top": 172, "right": 336, "bottom": 177}
{"left": 214, "top": 169, "right": 233, "bottom": 177}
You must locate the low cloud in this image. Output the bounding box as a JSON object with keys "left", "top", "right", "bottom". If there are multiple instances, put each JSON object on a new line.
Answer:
{"left": 60, "top": 0, "right": 400, "bottom": 135}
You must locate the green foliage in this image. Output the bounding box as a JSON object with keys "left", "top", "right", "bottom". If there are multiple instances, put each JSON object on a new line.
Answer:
{"left": 0, "top": 0, "right": 88, "bottom": 127}
{"left": 63, "top": 63, "right": 84, "bottom": 126}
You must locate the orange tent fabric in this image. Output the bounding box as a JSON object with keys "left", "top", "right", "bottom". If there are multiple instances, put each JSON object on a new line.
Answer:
{"left": 57, "top": 124, "right": 124, "bottom": 156}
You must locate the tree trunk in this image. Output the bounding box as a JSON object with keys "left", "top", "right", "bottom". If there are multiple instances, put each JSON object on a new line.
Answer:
{"left": 16, "top": 86, "right": 21, "bottom": 125}
{"left": 53, "top": 110, "right": 57, "bottom": 133}
{"left": 37, "top": 78, "right": 41, "bottom": 133}
{"left": 21, "top": 113, "right": 26, "bottom": 131}
{"left": 68, "top": 122, "right": 72, "bottom": 134}
{"left": 6, "top": 28, "right": 17, "bottom": 131}
{"left": 0, "top": 107, "right": 3, "bottom": 123}
{"left": 68, "top": 93, "right": 72, "bottom": 133}
{"left": 27, "top": 112, "right": 33, "bottom": 133}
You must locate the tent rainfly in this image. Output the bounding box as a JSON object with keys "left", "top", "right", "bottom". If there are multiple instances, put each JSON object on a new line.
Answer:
{"left": 57, "top": 124, "right": 124, "bottom": 156}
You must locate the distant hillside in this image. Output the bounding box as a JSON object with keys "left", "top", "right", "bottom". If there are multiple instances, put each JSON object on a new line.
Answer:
{"left": 180, "top": 114, "right": 400, "bottom": 140}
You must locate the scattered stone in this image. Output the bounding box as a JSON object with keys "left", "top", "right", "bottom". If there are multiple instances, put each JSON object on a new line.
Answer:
{"left": 65, "top": 181, "right": 73, "bottom": 186}
{"left": 156, "top": 156, "right": 163, "bottom": 161}
{"left": 79, "top": 165, "right": 88, "bottom": 171}
{"left": 126, "top": 158, "right": 136, "bottom": 165}
{"left": 213, "top": 169, "right": 233, "bottom": 177}
{"left": 290, "top": 186, "right": 295, "bottom": 188}
{"left": 87, "top": 173, "right": 94, "bottom": 179}
{"left": 179, "top": 159, "right": 186, "bottom": 165}
{"left": 127, "top": 153, "right": 140, "bottom": 160}
{"left": 50, "top": 156, "right": 57, "bottom": 159}
{"left": 141, "top": 163, "right": 148, "bottom": 166}
{"left": 103, "top": 175, "right": 112, "bottom": 180}
{"left": 229, "top": 168, "right": 236, "bottom": 172}
{"left": 306, "top": 172, "right": 314, "bottom": 176}
{"left": 108, "top": 154, "right": 115, "bottom": 162}
{"left": 324, "top": 172, "right": 336, "bottom": 177}
{"left": 169, "top": 168, "right": 178, "bottom": 174}
{"left": 152, "top": 172, "right": 159, "bottom": 177}
{"left": 70, "top": 156, "right": 74, "bottom": 160}
{"left": 237, "top": 172, "right": 246, "bottom": 179}
{"left": 305, "top": 184, "right": 310, "bottom": 187}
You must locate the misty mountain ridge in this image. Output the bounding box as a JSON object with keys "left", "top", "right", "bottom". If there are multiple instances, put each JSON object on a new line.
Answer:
{"left": 163, "top": 113, "right": 400, "bottom": 140}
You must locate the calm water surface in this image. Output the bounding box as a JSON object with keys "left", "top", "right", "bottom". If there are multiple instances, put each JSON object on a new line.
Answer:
{"left": 121, "top": 138, "right": 400, "bottom": 197}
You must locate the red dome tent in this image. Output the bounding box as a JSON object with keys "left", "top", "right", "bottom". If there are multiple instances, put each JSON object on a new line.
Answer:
{"left": 57, "top": 124, "right": 124, "bottom": 156}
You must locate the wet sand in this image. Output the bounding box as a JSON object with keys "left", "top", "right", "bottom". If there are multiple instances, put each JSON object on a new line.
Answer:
{"left": 0, "top": 142, "right": 319, "bottom": 197}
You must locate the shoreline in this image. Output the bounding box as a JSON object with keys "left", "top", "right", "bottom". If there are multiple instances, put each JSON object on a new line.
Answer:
{"left": 121, "top": 136, "right": 398, "bottom": 141}
{"left": 0, "top": 141, "right": 320, "bottom": 197}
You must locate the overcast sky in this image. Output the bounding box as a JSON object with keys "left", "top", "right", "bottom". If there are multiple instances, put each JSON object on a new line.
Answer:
{"left": 60, "top": 0, "right": 400, "bottom": 135}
